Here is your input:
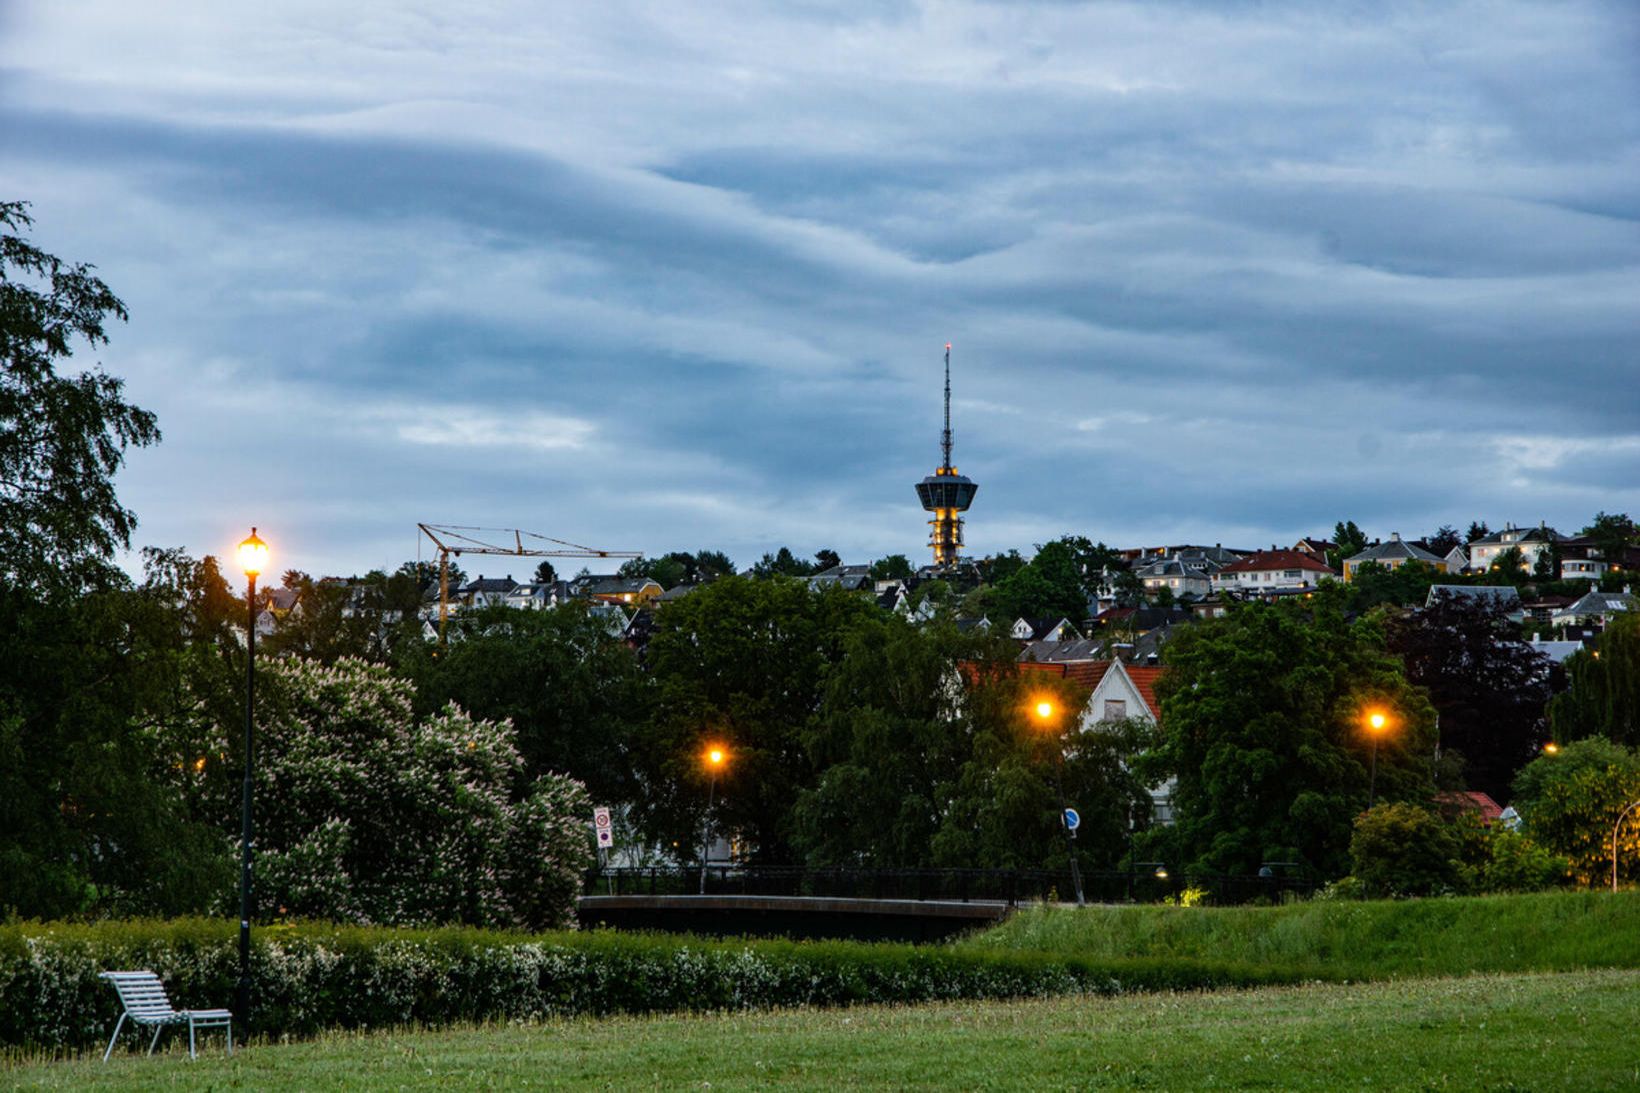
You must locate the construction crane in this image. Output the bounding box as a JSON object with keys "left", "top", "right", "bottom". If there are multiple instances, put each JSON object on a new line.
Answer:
{"left": 418, "top": 523, "right": 642, "bottom": 643}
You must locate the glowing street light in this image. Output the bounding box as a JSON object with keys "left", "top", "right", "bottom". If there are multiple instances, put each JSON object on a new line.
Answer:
{"left": 699, "top": 743, "right": 728, "bottom": 895}
{"left": 1030, "top": 696, "right": 1085, "bottom": 907}
{"left": 234, "top": 527, "right": 268, "bottom": 1026}
{"left": 1363, "top": 707, "right": 1393, "bottom": 808}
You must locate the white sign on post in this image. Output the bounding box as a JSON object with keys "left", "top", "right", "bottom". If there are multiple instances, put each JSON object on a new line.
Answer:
{"left": 593, "top": 806, "right": 615, "bottom": 849}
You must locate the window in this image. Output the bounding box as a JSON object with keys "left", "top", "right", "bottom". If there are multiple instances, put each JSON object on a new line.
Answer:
{"left": 1102, "top": 699, "right": 1127, "bottom": 721}
{"left": 1284, "top": 570, "right": 1300, "bottom": 578}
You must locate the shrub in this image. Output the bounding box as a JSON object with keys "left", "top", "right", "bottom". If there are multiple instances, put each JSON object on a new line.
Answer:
{"left": 0, "top": 919, "right": 1305, "bottom": 1052}
{"left": 1348, "top": 803, "right": 1460, "bottom": 897}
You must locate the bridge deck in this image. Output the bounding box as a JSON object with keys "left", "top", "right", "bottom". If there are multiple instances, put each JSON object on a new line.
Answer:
{"left": 577, "top": 894, "right": 1012, "bottom": 941}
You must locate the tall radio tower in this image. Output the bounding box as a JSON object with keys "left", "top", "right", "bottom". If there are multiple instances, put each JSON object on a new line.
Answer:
{"left": 914, "top": 343, "right": 978, "bottom": 569}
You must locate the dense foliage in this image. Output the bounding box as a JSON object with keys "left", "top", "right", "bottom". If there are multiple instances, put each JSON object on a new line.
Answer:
{"left": 1138, "top": 589, "right": 1436, "bottom": 876}
{"left": 1549, "top": 613, "right": 1640, "bottom": 746}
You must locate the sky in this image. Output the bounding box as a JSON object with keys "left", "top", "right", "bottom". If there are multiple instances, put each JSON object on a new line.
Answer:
{"left": 4, "top": 1, "right": 1638, "bottom": 579}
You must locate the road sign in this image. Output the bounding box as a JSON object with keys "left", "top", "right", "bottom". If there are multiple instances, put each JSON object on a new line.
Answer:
{"left": 593, "top": 806, "right": 614, "bottom": 849}
{"left": 1062, "top": 807, "right": 1080, "bottom": 832}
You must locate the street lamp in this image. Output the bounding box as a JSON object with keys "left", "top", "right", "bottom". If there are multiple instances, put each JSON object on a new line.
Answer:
{"left": 700, "top": 744, "right": 727, "bottom": 895}
{"left": 234, "top": 527, "right": 268, "bottom": 1025}
{"left": 1030, "top": 696, "right": 1085, "bottom": 907}
{"left": 1612, "top": 798, "right": 1640, "bottom": 894}
{"left": 1363, "top": 708, "right": 1391, "bottom": 808}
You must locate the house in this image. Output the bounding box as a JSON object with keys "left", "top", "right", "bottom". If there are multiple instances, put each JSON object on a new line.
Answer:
{"left": 1436, "top": 791, "right": 1504, "bottom": 826}
{"left": 1424, "top": 585, "right": 1525, "bottom": 623}
{"left": 1132, "top": 557, "right": 1214, "bottom": 600}
{"left": 1293, "top": 537, "right": 1337, "bottom": 562}
{"left": 954, "top": 615, "right": 992, "bottom": 633}
{"left": 460, "top": 575, "right": 518, "bottom": 609}
{"left": 1019, "top": 638, "right": 1107, "bottom": 664}
{"left": 1528, "top": 637, "right": 1586, "bottom": 664}
{"left": 1552, "top": 589, "right": 1637, "bottom": 630}
{"left": 1009, "top": 617, "right": 1080, "bottom": 643}
{"left": 1465, "top": 523, "right": 1566, "bottom": 575}
{"left": 806, "top": 564, "right": 875, "bottom": 592}
{"left": 1341, "top": 533, "right": 1446, "bottom": 581}
{"left": 504, "top": 581, "right": 569, "bottom": 611}
{"left": 1559, "top": 535, "right": 1640, "bottom": 582}
{"left": 1078, "top": 660, "right": 1172, "bottom": 823}
{"left": 583, "top": 577, "right": 663, "bottom": 606}
{"left": 1211, "top": 549, "right": 1335, "bottom": 594}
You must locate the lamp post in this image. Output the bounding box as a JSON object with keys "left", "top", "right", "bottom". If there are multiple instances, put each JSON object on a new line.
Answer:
{"left": 1612, "top": 798, "right": 1640, "bottom": 894}
{"left": 234, "top": 528, "right": 268, "bottom": 1025}
{"left": 700, "top": 745, "right": 726, "bottom": 895}
{"left": 1031, "top": 698, "right": 1085, "bottom": 907}
{"left": 1363, "top": 708, "right": 1390, "bottom": 808}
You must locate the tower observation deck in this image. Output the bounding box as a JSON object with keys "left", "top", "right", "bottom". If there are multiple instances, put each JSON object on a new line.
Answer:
{"left": 914, "top": 343, "right": 977, "bottom": 570}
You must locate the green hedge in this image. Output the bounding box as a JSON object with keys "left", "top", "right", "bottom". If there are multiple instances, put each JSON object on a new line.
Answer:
{"left": 0, "top": 919, "right": 1312, "bottom": 1052}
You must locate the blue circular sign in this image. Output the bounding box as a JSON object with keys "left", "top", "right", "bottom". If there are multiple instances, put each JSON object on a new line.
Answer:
{"left": 1062, "top": 808, "right": 1081, "bottom": 831}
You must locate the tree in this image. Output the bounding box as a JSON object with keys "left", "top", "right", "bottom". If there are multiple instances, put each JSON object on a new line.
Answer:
{"left": 1467, "top": 521, "right": 1491, "bottom": 544}
{"left": 1, "top": 201, "right": 160, "bottom": 593}
{"left": 533, "top": 559, "right": 557, "bottom": 584}
{"left": 991, "top": 540, "right": 1087, "bottom": 622}
{"left": 693, "top": 550, "right": 736, "bottom": 581}
{"left": 396, "top": 603, "right": 650, "bottom": 805}
{"left": 1582, "top": 512, "right": 1636, "bottom": 567}
{"left": 977, "top": 550, "right": 1026, "bottom": 585}
{"left": 1387, "top": 591, "right": 1563, "bottom": 802}
{"left": 634, "top": 576, "right": 875, "bottom": 862}
{"left": 750, "top": 547, "right": 815, "bottom": 579}
{"left": 1548, "top": 614, "right": 1640, "bottom": 746}
{"left": 1427, "top": 526, "right": 1461, "bottom": 556}
{"left": 1348, "top": 560, "right": 1440, "bottom": 610}
{"left": 813, "top": 548, "right": 841, "bottom": 572}
{"left": 1136, "top": 589, "right": 1437, "bottom": 877}
{"left": 1513, "top": 740, "right": 1640, "bottom": 886}
{"left": 1330, "top": 521, "right": 1369, "bottom": 570}
{"left": 1348, "top": 803, "right": 1461, "bottom": 897}
{"left": 171, "top": 656, "right": 593, "bottom": 927}
{"left": 870, "top": 554, "right": 913, "bottom": 581}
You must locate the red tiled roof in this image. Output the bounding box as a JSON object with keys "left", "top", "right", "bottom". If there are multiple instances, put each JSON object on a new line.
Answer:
{"left": 1121, "top": 665, "right": 1165, "bottom": 719}
{"left": 1217, "top": 549, "right": 1335, "bottom": 576}
{"left": 1436, "top": 791, "right": 1504, "bottom": 823}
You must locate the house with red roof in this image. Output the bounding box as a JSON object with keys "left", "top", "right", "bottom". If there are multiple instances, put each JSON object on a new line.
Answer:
{"left": 1211, "top": 548, "right": 1336, "bottom": 595}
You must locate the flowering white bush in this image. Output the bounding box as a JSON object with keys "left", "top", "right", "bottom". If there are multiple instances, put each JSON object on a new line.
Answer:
{"left": 236, "top": 657, "right": 592, "bottom": 929}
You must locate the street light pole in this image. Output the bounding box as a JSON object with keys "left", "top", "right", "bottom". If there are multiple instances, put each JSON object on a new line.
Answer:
{"left": 1612, "top": 799, "right": 1640, "bottom": 894}
{"left": 700, "top": 745, "right": 726, "bottom": 895}
{"left": 1365, "top": 710, "right": 1388, "bottom": 808}
{"left": 235, "top": 528, "right": 268, "bottom": 1026}
{"left": 1032, "top": 699, "right": 1084, "bottom": 907}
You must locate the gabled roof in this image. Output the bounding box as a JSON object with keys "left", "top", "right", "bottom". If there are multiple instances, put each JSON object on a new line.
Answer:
{"left": 1344, "top": 534, "right": 1443, "bottom": 566}
{"left": 1469, "top": 523, "right": 1566, "bottom": 546}
{"left": 1436, "top": 791, "right": 1503, "bottom": 823}
{"left": 588, "top": 577, "right": 660, "bottom": 596}
{"left": 1020, "top": 638, "right": 1107, "bottom": 663}
{"left": 1426, "top": 585, "right": 1522, "bottom": 609}
{"left": 462, "top": 576, "right": 518, "bottom": 594}
{"left": 1558, "top": 590, "right": 1638, "bottom": 618}
{"left": 1122, "top": 665, "right": 1164, "bottom": 720}
{"left": 1216, "top": 549, "right": 1334, "bottom": 576}
{"left": 1018, "top": 658, "right": 1113, "bottom": 691}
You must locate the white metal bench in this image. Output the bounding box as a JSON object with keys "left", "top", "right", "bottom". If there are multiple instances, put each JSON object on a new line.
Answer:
{"left": 99, "top": 970, "right": 233, "bottom": 1061}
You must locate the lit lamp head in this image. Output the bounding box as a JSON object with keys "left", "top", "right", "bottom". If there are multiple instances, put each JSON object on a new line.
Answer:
{"left": 704, "top": 745, "right": 727, "bottom": 770}
{"left": 1034, "top": 699, "right": 1055, "bottom": 721}
{"left": 1154, "top": 866, "right": 1168, "bottom": 880}
{"left": 1544, "top": 741, "right": 1560, "bottom": 755}
{"left": 237, "top": 528, "right": 269, "bottom": 579}
{"left": 1365, "top": 709, "right": 1388, "bottom": 734}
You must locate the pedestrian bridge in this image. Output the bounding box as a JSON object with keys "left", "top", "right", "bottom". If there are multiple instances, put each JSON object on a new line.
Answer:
{"left": 576, "top": 894, "right": 1012, "bottom": 942}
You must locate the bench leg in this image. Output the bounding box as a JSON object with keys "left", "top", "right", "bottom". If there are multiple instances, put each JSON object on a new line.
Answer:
{"left": 226, "top": 1020, "right": 234, "bottom": 1056}
{"left": 102, "top": 1013, "right": 126, "bottom": 1063}
{"left": 148, "top": 1024, "right": 164, "bottom": 1056}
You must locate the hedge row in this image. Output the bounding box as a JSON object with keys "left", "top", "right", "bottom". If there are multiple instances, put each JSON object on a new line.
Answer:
{"left": 0, "top": 919, "right": 1315, "bottom": 1051}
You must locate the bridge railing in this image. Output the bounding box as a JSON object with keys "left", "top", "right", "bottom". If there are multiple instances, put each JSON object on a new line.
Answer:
{"left": 587, "top": 866, "right": 1314, "bottom": 906}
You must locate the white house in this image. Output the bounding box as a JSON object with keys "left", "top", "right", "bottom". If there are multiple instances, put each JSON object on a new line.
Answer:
{"left": 1211, "top": 549, "right": 1335, "bottom": 594}
{"left": 1132, "top": 557, "right": 1213, "bottom": 599}
{"left": 1552, "top": 590, "right": 1637, "bottom": 630}
{"left": 1342, "top": 533, "right": 1447, "bottom": 581}
{"left": 1076, "top": 659, "right": 1173, "bottom": 824}
{"left": 1466, "top": 523, "right": 1565, "bottom": 574}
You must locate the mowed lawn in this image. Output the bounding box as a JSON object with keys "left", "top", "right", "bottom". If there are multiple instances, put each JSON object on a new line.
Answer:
{"left": 11, "top": 969, "right": 1640, "bottom": 1090}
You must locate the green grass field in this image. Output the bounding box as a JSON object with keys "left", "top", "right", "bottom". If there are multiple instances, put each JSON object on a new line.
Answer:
{"left": 966, "top": 889, "right": 1640, "bottom": 978}
{"left": 9, "top": 969, "right": 1639, "bottom": 1089}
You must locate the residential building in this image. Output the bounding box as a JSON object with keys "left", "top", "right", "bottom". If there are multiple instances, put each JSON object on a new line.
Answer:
{"left": 1010, "top": 617, "right": 1080, "bottom": 643}
{"left": 1078, "top": 660, "right": 1172, "bottom": 824}
{"left": 1552, "top": 589, "right": 1637, "bottom": 630}
{"left": 1133, "top": 557, "right": 1214, "bottom": 599}
{"left": 1211, "top": 549, "right": 1335, "bottom": 594}
{"left": 1341, "top": 533, "right": 1446, "bottom": 581}
{"left": 583, "top": 577, "right": 663, "bottom": 606}
{"left": 1424, "top": 585, "right": 1525, "bottom": 623}
{"left": 1292, "top": 537, "right": 1337, "bottom": 563}
{"left": 459, "top": 575, "right": 518, "bottom": 609}
{"left": 1466, "top": 523, "right": 1566, "bottom": 574}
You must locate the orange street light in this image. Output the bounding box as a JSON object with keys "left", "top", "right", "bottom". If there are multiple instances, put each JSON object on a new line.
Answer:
{"left": 1362, "top": 708, "right": 1394, "bottom": 808}
{"left": 237, "top": 527, "right": 269, "bottom": 579}
{"left": 233, "top": 526, "right": 270, "bottom": 1025}
{"left": 1027, "top": 693, "right": 1083, "bottom": 906}
{"left": 699, "top": 743, "right": 728, "bottom": 894}
{"left": 1544, "top": 742, "right": 1561, "bottom": 756}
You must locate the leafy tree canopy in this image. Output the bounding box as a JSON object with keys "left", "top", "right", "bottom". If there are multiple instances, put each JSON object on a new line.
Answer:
{"left": 0, "top": 201, "right": 159, "bottom": 594}
{"left": 1549, "top": 613, "right": 1640, "bottom": 747}
{"left": 870, "top": 553, "right": 913, "bottom": 581}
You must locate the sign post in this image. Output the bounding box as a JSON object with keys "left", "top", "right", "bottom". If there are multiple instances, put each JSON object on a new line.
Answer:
{"left": 593, "top": 807, "right": 614, "bottom": 894}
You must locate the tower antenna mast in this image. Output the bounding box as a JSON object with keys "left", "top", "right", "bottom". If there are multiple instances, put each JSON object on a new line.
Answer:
{"left": 941, "top": 342, "right": 953, "bottom": 470}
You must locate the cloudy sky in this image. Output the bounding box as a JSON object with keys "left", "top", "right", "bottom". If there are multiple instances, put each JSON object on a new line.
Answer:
{"left": 5, "top": 1, "right": 1638, "bottom": 578}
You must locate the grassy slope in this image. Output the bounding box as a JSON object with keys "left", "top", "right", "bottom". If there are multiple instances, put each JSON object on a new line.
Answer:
{"left": 9, "top": 970, "right": 1639, "bottom": 1090}
{"left": 964, "top": 890, "right": 1640, "bottom": 978}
